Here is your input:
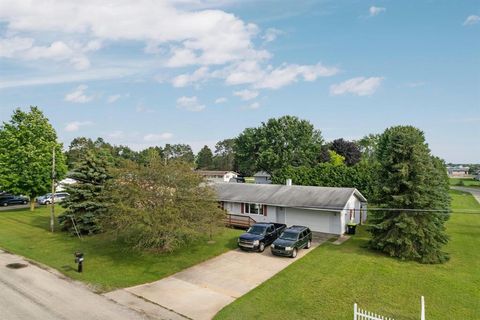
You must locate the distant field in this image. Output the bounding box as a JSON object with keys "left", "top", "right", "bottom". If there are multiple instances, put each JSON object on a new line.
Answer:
{"left": 449, "top": 177, "right": 480, "bottom": 188}
{"left": 215, "top": 190, "right": 480, "bottom": 320}
{"left": 0, "top": 206, "right": 242, "bottom": 292}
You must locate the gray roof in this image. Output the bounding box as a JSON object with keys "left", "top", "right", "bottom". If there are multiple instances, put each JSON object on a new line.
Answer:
{"left": 214, "top": 183, "right": 367, "bottom": 211}
{"left": 253, "top": 171, "right": 271, "bottom": 178}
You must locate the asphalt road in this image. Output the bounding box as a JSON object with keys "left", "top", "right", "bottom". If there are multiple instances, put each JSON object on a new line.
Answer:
{"left": 0, "top": 204, "right": 31, "bottom": 211}
{"left": 0, "top": 250, "right": 148, "bottom": 320}
{"left": 451, "top": 186, "right": 480, "bottom": 204}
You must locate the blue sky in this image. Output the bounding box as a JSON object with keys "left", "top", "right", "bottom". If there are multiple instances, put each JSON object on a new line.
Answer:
{"left": 0, "top": 0, "right": 478, "bottom": 162}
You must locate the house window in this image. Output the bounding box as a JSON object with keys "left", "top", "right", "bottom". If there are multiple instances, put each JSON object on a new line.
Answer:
{"left": 244, "top": 203, "right": 263, "bottom": 215}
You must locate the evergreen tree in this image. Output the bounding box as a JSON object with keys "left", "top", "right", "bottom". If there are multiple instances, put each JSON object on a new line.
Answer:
{"left": 368, "top": 126, "right": 450, "bottom": 264}
{"left": 58, "top": 150, "right": 110, "bottom": 235}
{"left": 196, "top": 145, "right": 214, "bottom": 169}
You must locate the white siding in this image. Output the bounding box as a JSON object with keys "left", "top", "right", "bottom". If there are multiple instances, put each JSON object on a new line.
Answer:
{"left": 341, "top": 193, "right": 366, "bottom": 233}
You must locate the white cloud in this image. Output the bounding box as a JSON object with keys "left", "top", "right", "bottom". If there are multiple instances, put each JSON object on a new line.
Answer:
{"left": 369, "top": 6, "right": 386, "bottom": 17}
{"left": 463, "top": 15, "right": 480, "bottom": 26}
{"left": 0, "top": 1, "right": 267, "bottom": 68}
{"left": 107, "top": 94, "right": 122, "bottom": 103}
{"left": 245, "top": 102, "right": 260, "bottom": 109}
{"left": 64, "top": 85, "right": 94, "bottom": 103}
{"left": 171, "top": 66, "right": 210, "bottom": 87}
{"left": 262, "top": 28, "right": 283, "bottom": 42}
{"left": 254, "top": 63, "right": 339, "bottom": 89}
{"left": 143, "top": 132, "right": 174, "bottom": 142}
{"left": 233, "top": 89, "right": 259, "bottom": 101}
{"left": 0, "top": 67, "right": 137, "bottom": 89}
{"left": 0, "top": 36, "right": 98, "bottom": 70}
{"left": 64, "top": 120, "right": 93, "bottom": 132}
{"left": 176, "top": 96, "right": 205, "bottom": 112}
{"left": 405, "top": 81, "right": 426, "bottom": 88}
{"left": 215, "top": 97, "right": 227, "bottom": 104}
{"left": 330, "top": 77, "right": 383, "bottom": 96}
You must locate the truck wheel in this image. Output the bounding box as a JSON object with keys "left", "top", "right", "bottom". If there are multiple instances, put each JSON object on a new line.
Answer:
{"left": 22, "top": 201, "right": 27, "bottom": 205}
{"left": 2, "top": 203, "right": 8, "bottom": 207}
{"left": 258, "top": 242, "right": 265, "bottom": 252}
{"left": 306, "top": 240, "right": 311, "bottom": 249}
{"left": 291, "top": 248, "right": 298, "bottom": 258}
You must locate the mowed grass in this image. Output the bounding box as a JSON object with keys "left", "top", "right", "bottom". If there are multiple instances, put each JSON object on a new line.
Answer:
{"left": 0, "top": 206, "right": 242, "bottom": 292}
{"left": 215, "top": 190, "right": 480, "bottom": 320}
{"left": 449, "top": 177, "right": 480, "bottom": 188}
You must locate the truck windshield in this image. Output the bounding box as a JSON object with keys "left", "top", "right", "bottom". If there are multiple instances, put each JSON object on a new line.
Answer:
{"left": 247, "top": 225, "right": 267, "bottom": 235}
{"left": 279, "top": 231, "right": 298, "bottom": 241}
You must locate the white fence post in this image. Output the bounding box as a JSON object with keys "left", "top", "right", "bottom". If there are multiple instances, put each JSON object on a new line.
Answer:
{"left": 354, "top": 303, "right": 357, "bottom": 320}
{"left": 421, "top": 296, "right": 425, "bottom": 320}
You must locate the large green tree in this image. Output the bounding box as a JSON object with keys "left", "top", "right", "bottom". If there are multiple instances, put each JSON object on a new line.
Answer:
{"left": 58, "top": 150, "right": 110, "bottom": 235}
{"left": 164, "top": 143, "right": 195, "bottom": 164}
{"left": 369, "top": 126, "right": 450, "bottom": 264}
{"left": 101, "top": 159, "right": 225, "bottom": 252}
{"left": 212, "top": 139, "right": 236, "bottom": 171}
{"left": 196, "top": 145, "right": 214, "bottom": 169}
{"left": 330, "top": 138, "right": 361, "bottom": 166}
{"left": 0, "top": 107, "right": 66, "bottom": 211}
{"left": 235, "top": 116, "right": 323, "bottom": 175}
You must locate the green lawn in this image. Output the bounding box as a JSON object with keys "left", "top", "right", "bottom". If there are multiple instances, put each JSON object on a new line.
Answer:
{"left": 215, "top": 190, "right": 480, "bottom": 320}
{"left": 0, "top": 206, "right": 242, "bottom": 292}
{"left": 449, "top": 177, "right": 480, "bottom": 188}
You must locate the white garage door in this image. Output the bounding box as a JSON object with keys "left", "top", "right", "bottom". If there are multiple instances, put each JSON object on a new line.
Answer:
{"left": 284, "top": 208, "right": 339, "bottom": 234}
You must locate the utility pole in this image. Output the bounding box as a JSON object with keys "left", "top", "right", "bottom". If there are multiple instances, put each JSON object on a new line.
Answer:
{"left": 50, "top": 147, "right": 56, "bottom": 233}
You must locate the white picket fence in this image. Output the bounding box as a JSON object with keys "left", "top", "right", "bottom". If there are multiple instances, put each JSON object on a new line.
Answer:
{"left": 354, "top": 296, "right": 425, "bottom": 320}
{"left": 354, "top": 304, "right": 395, "bottom": 320}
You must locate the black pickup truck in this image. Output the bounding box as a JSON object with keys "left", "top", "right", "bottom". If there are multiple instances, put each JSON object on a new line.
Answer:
{"left": 238, "top": 222, "right": 287, "bottom": 252}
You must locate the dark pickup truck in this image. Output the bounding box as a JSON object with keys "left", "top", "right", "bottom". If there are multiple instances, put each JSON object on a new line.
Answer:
{"left": 238, "top": 222, "right": 287, "bottom": 252}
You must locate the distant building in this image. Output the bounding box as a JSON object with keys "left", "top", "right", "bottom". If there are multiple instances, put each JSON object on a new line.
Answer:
{"left": 253, "top": 171, "right": 271, "bottom": 184}
{"left": 447, "top": 166, "right": 470, "bottom": 177}
{"left": 475, "top": 172, "right": 480, "bottom": 181}
{"left": 196, "top": 170, "right": 239, "bottom": 183}
{"left": 56, "top": 178, "right": 76, "bottom": 191}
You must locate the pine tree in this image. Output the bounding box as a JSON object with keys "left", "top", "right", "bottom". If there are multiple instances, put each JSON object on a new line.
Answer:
{"left": 196, "top": 145, "right": 214, "bottom": 169}
{"left": 369, "top": 126, "right": 450, "bottom": 264}
{"left": 58, "top": 150, "right": 110, "bottom": 235}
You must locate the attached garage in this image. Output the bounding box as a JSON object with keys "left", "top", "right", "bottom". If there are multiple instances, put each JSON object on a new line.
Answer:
{"left": 215, "top": 183, "right": 367, "bottom": 235}
{"left": 283, "top": 208, "right": 340, "bottom": 234}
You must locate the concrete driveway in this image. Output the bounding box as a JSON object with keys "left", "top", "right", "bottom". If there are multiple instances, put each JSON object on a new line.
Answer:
{"left": 106, "top": 232, "right": 333, "bottom": 320}
{"left": 0, "top": 250, "right": 146, "bottom": 320}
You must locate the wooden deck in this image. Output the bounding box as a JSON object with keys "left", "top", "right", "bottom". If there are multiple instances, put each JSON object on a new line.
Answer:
{"left": 225, "top": 214, "right": 256, "bottom": 229}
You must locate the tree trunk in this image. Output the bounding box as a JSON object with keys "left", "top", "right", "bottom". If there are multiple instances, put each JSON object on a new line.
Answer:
{"left": 30, "top": 198, "right": 35, "bottom": 211}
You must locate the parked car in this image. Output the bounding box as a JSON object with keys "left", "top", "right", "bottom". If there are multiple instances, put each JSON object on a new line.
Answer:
{"left": 271, "top": 225, "right": 312, "bottom": 258}
{"left": 238, "top": 222, "right": 287, "bottom": 252}
{"left": 0, "top": 195, "right": 29, "bottom": 206}
{"left": 37, "top": 192, "right": 69, "bottom": 205}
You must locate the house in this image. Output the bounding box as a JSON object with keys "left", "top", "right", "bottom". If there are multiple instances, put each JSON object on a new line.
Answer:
{"left": 253, "top": 171, "right": 271, "bottom": 184}
{"left": 447, "top": 166, "right": 470, "bottom": 177}
{"left": 196, "top": 170, "right": 239, "bottom": 183}
{"left": 215, "top": 183, "right": 367, "bottom": 235}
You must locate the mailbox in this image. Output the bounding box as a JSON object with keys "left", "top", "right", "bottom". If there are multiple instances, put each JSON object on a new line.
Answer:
{"left": 74, "top": 252, "right": 84, "bottom": 273}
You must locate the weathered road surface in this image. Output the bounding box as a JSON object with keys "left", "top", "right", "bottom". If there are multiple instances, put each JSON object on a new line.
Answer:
{"left": 0, "top": 204, "right": 30, "bottom": 211}
{"left": 451, "top": 186, "right": 480, "bottom": 204}
{"left": 0, "top": 250, "right": 147, "bottom": 320}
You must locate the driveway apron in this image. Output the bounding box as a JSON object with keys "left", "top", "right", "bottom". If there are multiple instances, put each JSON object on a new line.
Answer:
{"left": 106, "top": 233, "right": 332, "bottom": 320}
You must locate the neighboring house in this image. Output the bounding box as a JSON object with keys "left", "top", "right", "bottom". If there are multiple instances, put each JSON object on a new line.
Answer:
{"left": 196, "top": 170, "right": 239, "bottom": 183}
{"left": 447, "top": 166, "right": 470, "bottom": 177}
{"left": 475, "top": 172, "right": 480, "bottom": 181}
{"left": 56, "top": 178, "right": 76, "bottom": 191}
{"left": 253, "top": 171, "right": 271, "bottom": 184}
{"left": 215, "top": 183, "right": 367, "bottom": 235}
